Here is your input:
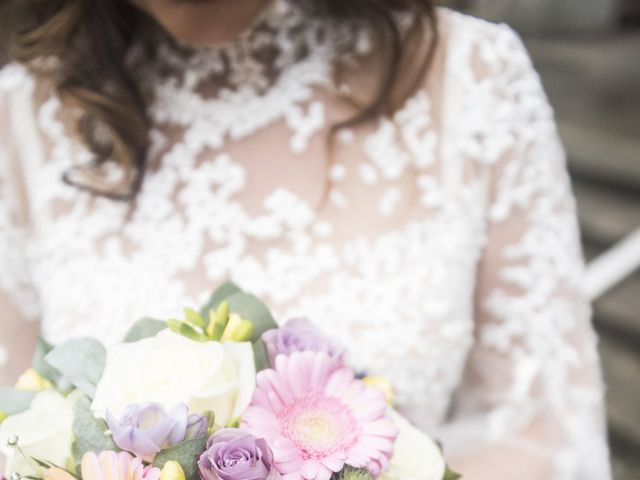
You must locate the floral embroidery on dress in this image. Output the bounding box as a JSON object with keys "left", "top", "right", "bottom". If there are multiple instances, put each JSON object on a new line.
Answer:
{"left": 0, "top": 5, "right": 610, "bottom": 479}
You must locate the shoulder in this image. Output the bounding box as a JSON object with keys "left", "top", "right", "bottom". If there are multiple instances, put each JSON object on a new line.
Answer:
{"left": 0, "top": 61, "right": 60, "bottom": 148}
{"left": 436, "top": 8, "right": 535, "bottom": 77}
{"left": 0, "top": 63, "right": 38, "bottom": 131}
{"left": 433, "top": 9, "right": 558, "bottom": 166}
{"left": 437, "top": 7, "right": 524, "bottom": 46}
{"left": 0, "top": 62, "right": 36, "bottom": 99}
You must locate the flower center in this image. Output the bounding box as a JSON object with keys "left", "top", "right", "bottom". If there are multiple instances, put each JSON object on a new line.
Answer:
{"left": 280, "top": 393, "right": 359, "bottom": 460}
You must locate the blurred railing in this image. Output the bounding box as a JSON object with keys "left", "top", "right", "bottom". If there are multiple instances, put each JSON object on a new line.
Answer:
{"left": 587, "top": 228, "right": 640, "bottom": 300}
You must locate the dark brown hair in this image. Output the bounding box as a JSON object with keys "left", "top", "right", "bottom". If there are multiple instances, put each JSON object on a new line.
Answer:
{"left": 6, "top": 0, "right": 439, "bottom": 199}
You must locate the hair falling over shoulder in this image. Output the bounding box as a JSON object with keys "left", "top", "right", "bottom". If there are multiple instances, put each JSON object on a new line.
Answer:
{"left": 5, "top": 0, "right": 439, "bottom": 199}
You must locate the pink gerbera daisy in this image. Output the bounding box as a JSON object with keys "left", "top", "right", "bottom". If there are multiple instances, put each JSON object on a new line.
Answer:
{"left": 242, "top": 351, "right": 398, "bottom": 480}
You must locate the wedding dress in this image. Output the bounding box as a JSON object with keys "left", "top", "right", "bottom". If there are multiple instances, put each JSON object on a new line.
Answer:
{"left": 0, "top": 1, "right": 611, "bottom": 478}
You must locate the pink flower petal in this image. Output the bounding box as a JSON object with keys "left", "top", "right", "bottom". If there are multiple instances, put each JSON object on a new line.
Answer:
{"left": 242, "top": 405, "right": 280, "bottom": 436}
{"left": 273, "top": 437, "right": 302, "bottom": 464}
{"left": 282, "top": 473, "right": 304, "bottom": 480}
{"left": 265, "top": 369, "right": 294, "bottom": 405}
{"left": 300, "top": 459, "right": 323, "bottom": 479}
{"left": 81, "top": 452, "right": 102, "bottom": 480}
{"left": 319, "top": 453, "right": 345, "bottom": 473}
{"left": 323, "top": 367, "right": 353, "bottom": 397}
{"left": 244, "top": 351, "right": 397, "bottom": 480}
{"left": 286, "top": 354, "right": 307, "bottom": 398}
{"left": 309, "top": 352, "right": 332, "bottom": 390}
{"left": 360, "top": 417, "right": 399, "bottom": 437}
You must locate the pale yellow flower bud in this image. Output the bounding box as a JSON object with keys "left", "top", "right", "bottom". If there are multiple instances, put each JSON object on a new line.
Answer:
{"left": 220, "top": 313, "right": 254, "bottom": 342}
{"left": 160, "top": 461, "right": 186, "bottom": 480}
{"left": 362, "top": 376, "right": 394, "bottom": 405}
{"left": 15, "top": 369, "right": 53, "bottom": 392}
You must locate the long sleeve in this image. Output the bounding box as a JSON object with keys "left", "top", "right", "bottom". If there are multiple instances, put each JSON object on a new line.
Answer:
{"left": 437, "top": 14, "right": 611, "bottom": 480}
{"left": 0, "top": 64, "right": 41, "bottom": 386}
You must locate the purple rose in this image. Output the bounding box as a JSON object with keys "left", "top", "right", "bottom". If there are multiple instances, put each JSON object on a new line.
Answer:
{"left": 261, "top": 318, "right": 346, "bottom": 367}
{"left": 106, "top": 402, "right": 207, "bottom": 461}
{"left": 198, "top": 429, "right": 279, "bottom": 480}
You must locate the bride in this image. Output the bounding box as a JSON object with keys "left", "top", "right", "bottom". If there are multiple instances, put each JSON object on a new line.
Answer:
{"left": 0, "top": 0, "right": 611, "bottom": 478}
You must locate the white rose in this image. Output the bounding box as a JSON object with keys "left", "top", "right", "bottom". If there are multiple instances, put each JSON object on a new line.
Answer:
{"left": 91, "top": 330, "right": 256, "bottom": 426}
{"left": 382, "top": 409, "right": 446, "bottom": 480}
{"left": 0, "top": 390, "right": 81, "bottom": 477}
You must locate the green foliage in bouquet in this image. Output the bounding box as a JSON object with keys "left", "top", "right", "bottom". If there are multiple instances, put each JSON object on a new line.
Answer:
{"left": 123, "top": 318, "right": 167, "bottom": 343}
{"left": 122, "top": 282, "right": 277, "bottom": 372}
{"left": 72, "top": 396, "right": 117, "bottom": 466}
{"left": 31, "top": 338, "right": 64, "bottom": 387}
{"left": 0, "top": 336, "right": 107, "bottom": 420}
{"left": 0, "top": 388, "right": 35, "bottom": 416}
{"left": 444, "top": 467, "right": 463, "bottom": 480}
{"left": 45, "top": 338, "right": 106, "bottom": 398}
{"left": 331, "top": 467, "right": 374, "bottom": 480}
{"left": 153, "top": 437, "right": 208, "bottom": 480}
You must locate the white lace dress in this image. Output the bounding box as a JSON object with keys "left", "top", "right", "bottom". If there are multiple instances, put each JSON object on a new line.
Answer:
{"left": 0, "top": 2, "right": 611, "bottom": 478}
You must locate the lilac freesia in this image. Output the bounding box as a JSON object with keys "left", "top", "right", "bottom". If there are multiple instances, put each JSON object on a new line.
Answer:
{"left": 198, "top": 429, "right": 279, "bottom": 480}
{"left": 261, "top": 318, "right": 346, "bottom": 367}
{"left": 106, "top": 402, "right": 207, "bottom": 461}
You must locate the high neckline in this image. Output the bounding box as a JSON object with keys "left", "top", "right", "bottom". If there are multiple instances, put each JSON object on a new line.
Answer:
{"left": 128, "top": 0, "right": 371, "bottom": 101}
{"left": 168, "top": 0, "right": 284, "bottom": 53}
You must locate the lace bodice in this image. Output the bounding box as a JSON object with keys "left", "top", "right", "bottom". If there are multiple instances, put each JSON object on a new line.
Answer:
{"left": 0, "top": 2, "right": 610, "bottom": 478}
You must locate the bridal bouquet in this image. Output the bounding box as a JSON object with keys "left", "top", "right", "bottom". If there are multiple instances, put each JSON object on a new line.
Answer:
{"left": 0, "top": 283, "right": 459, "bottom": 480}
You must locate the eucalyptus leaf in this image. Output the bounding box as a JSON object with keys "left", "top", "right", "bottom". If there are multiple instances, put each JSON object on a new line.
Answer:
{"left": 443, "top": 466, "right": 462, "bottom": 480}
{"left": 224, "top": 293, "right": 277, "bottom": 342}
{"left": 199, "top": 282, "right": 242, "bottom": 318}
{"left": 45, "top": 338, "right": 106, "bottom": 398}
{"left": 72, "top": 395, "right": 118, "bottom": 464}
{"left": 252, "top": 339, "right": 270, "bottom": 372}
{"left": 0, "top": 387, "right": 35, "bottom": 415}
{"left": 31, "top": 337, "right": 62, "bottom": 385}
{"left": 153, "top": 437, "right": 207, "bottom": 480}
{"left": 183, "top": 308, "right": 206, "bottom": 329}
{"left": 124, "top": 318, "right": 166, "bottom": 343}
{"left": 166, "top": 320, "right": 208, "bottom": 342}
{"left": 30, "top": 457, "right": 55, "bottom": 470}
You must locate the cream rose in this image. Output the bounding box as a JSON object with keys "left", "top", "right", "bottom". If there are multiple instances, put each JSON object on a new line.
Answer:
{"left": 0, "top": 390, "right": 81, "bottom": 477}
{"left": 382, "top": 409, "right": 446, "bottom": 480}
{"left": 91, "top": 330, "right": 255, "bottom": 426}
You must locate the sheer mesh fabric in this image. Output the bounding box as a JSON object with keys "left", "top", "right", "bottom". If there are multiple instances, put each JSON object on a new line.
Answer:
{"left": 0, "top": 3, "right": 610, "bottom": 478}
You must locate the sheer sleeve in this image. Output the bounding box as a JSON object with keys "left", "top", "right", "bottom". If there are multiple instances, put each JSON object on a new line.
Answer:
{"left": 0, "top": 64, "right": 41, "bottom": 386}
{"left": 436, "top": 16, "right": 611, "bottom": 480}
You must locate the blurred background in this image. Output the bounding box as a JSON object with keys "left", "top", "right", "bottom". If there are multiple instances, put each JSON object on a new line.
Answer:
{"left": 1, "top": 1, "right": 639, "bottom": 479}
{"left": 452, "top": 1, "right": 640, "bottom": 479}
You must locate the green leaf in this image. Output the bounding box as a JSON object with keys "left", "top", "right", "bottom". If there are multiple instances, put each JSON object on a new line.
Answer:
{"left": 199, "top": 282, "right": 243, "bottom": 318}
{"left": 224, "top": 292, "right": 277, "bottom": 342}
{"left": 45, "top": 338, "right": 106, "bottom": 398}
{"left": 166, "top": 320, "right": 208, "bottom": 342}
{"left": 183, "top": 308, "right": 206, "bottom": 329}
{"left": 332, "top": 467, "right": 374, "bottom": 480}
{"left": 31, "top": 337, "right": 62, "bottom": 385}
{"left": 0, "top": 387, "right": 35, "bottom": 415}
{"left": 124, "top": 318, "right": 167, "bottom": 343}
{"left": 443, "top": 466, "right": 462, "bottom": 480}
{"left": 207, "top": 302, "right": 230, "bottom": 340}
{"left": 72, "top": 396, "right": 118, "bottom": 464}
{"left": 252, "top": 340, "right": 270, "bottom": 372}
{"left": 154, "top": 437, "right": 207, "bottom": 480}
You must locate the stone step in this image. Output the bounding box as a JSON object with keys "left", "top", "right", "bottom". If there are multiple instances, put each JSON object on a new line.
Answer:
{"left": 529, "top": 33, "right": 640, "bottom": 138}
{"left": 467, "top": 0, "right": 620, "bottom": 34}
{"left": 573, "top": 178, "right": 640, "bottom": 247}
{"left": 562, "top": 122, "right": 640, "bottom": 192}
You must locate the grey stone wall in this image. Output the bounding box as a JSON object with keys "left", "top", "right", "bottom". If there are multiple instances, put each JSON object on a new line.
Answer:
{"left": 466, "top": 0, "right": 622, "bottom": 34}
